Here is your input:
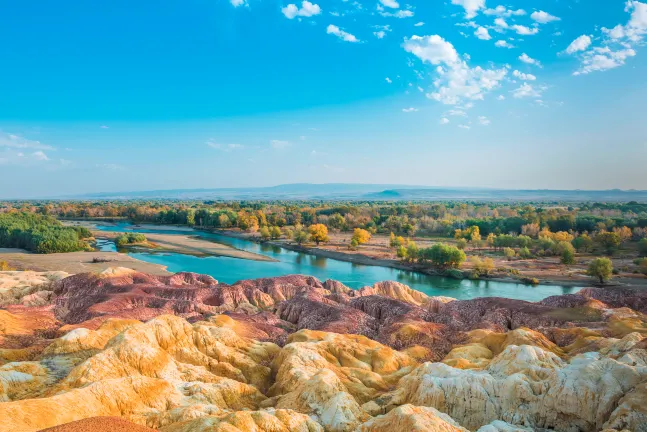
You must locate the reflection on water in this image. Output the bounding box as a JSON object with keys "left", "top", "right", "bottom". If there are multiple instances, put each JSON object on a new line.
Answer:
{"left": 94, "top": 223, "right": 579, "bottom": 301}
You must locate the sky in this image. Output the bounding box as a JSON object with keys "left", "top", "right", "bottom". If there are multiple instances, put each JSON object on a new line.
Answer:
{"left": 1, "top": 0, "right": 646, "bottom": 198}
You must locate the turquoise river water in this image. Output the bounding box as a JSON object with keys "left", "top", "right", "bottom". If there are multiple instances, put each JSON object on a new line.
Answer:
{"left": 95, "top": 223, "right": 579, "bottom": 301}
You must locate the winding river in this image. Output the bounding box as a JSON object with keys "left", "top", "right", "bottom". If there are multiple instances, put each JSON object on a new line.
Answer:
{"left": 95, "top": 223, "right": 578, "bottom": 301}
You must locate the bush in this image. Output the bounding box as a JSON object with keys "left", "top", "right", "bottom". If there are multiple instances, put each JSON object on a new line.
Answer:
{"left": 518, "top": 247, "right": 532, "bottom": 259}
{"left": 0, "top": 261, "right": 15, "bottom": 271}
{"left": 520, "top": 277, "right": 540, "bottom": 286}
{"left": 115, "top": 232, "right": 147, "bottom": 247}
{"left": 456, "top": 238, "right": 467, "bottom": 250}
{"left": 421, "top": 243, "right": 466, "bottom": 269}
{"left": 444, "top": 268, "right": 465, "bottom": 279}
{"left": 503, "top": 247, "right": 516, "bottom": 260}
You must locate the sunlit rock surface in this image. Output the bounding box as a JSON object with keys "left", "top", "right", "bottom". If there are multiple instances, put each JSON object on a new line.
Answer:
{"left": 1, "top": 269, "right": 646, "bottom": 431}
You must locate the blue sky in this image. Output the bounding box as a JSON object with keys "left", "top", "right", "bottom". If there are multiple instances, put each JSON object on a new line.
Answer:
{"left": 1, "top": 0, "right": 646, "bottom": 198}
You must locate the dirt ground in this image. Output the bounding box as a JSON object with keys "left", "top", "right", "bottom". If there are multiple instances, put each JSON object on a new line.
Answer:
{"left": 0, "top": 248, "right": 171, "bottom": 275}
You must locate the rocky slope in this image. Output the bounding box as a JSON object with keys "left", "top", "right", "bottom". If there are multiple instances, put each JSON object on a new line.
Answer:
{"left": 0, "top": 269, "right": 645, "bottom": 431}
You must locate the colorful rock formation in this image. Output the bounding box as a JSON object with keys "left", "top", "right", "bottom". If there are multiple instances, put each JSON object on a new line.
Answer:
{"left": 1, "top": 269, "right": 646, "bottom": 431}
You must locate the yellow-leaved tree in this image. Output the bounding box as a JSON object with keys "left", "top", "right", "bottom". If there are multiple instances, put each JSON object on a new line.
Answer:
{"left": 308, "top": 224, "right": 329, "bottom": 245}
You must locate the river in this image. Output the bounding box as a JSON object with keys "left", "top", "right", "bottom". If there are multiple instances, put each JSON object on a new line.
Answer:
{"left": 94, "top": 223, "right": 578, "bottom": 301}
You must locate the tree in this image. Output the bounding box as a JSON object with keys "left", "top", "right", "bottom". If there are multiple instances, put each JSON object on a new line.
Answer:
{"left": 572, "top": 234, "right": 593, "bottom": 252}
{"left": 351, "top": 228, "right": 371, "bottom": 247}
{"left": 396, "top": 245, "right": 408, "bottom": 260}
{"left": 594, "top": 232, "right": 621, "bottom": 255}
{"left": 456, "top": 238, "right": 467, "bottom": 250}
{"left": 259, "top": 226, "right": 270, "bottom": 241}
{"left": 612, "top": 226, "right": 632, "bottom": 243}
{"left": 349, "top": 238, "right": 359, "bottom": 250}
{"left": 186, "top": 210, "right": 196, "bottom": 227}
{"left": 561, "top": 247, "right": 575, "bottom": 265}
{"left": 518, "top": 247, "right": 532, "bottom": 259}
{"left": 424, "top": 243, "right": 466, "bottom": 269}
{"left": 294, "top": 229, "right": 308, "bottom": 245}
{"left": 503, "top": 247, "right": 516, "bottom": 260}
{"left": 218, "top": 214, "right": 232, "bottom": 228}
{"left": 270, "top": 226, "right": 282, "bottom": 240}
{"left": 471, "top": 256, "right": 494, "bottom": 276}
{"left": 308, "top": 224, "right": 329, "bottom": 245}
{"left": 486, "top": 233, "right": 495, "bottom": 249}
{"left": 639, "top": 238, "right": 647, "bottom": 257}
{"left": 406, "top": 242, "right": 419, "bottom": 263}
{"left": 587, "top": 257, "right": 613, "bottom": 284}
{"left": 521, "top": 223, "right": 540, "bottom": 238}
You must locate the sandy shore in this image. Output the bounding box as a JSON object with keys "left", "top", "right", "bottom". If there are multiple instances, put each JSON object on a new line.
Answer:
{"left": 0, "top": 248, "right": 171, "bottom": 275}
{"left": 94, "top": 231, "right": 277, "bottom": 262}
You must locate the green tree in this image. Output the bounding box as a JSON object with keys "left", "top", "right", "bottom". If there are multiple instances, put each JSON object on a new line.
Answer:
{"left": 456, "top": 238, "right": 467, "bottom": 250}
{"left": 572, "top": 234, "right": 593, "bottom": 252}
{"left": 594, "top": 231, "right": 621, "bottom": 255}
{"left": 639, "top": 238, "right": 647, "bottom": 257}
{"left": 406, "top": 241, "right": 419, "bottom": 263}
{"left": 259, "top": 226, "right": 270, "bottom": 241}
{"left": 424, "top": 243, "right": 466, "bottom": 269}
{"left": 587, "top": 257, "right": 613, "bottom": 284}
{"left": 503, "top": 247, "right": 516, "bottom": 260}
{"left": 270, "top": 226, "right": 282, "bottom": 240}
{"left": 518, "top": 247, "right": 532, "bottom": 259}
{"left": 294, "top": 229, "right": 308, "bottom": 245}
{"left": 396, "top": 245, "right": 408, "bottom": 260}
{"left": 561, "top": 247, "right": 576, "bottom": 265}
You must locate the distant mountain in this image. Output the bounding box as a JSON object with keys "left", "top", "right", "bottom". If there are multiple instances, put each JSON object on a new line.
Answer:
{"left": 60, "top": 184, "right": 647, "bottom": 202}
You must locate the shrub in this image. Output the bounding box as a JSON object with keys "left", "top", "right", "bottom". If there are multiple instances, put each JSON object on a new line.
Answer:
{"left": 444, "top": 268, "right": 465, "bottom": 279}
{"left": 503, "top": 247, "right": 516, "bottom": 260}
{"left": 521, "top": 277, "right": 540, "bottom": 285}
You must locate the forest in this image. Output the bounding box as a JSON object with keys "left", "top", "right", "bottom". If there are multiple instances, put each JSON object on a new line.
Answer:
{"left": 0, "top": 212, "right": 92, "bottom": 253}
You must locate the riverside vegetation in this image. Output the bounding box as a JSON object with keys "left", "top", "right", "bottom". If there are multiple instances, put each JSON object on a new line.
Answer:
{"left": 3, "top": 200, "right": 647, "bottom": 285}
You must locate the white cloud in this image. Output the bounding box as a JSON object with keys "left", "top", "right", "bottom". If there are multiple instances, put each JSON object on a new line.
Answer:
{"left": 439, "top": 117, "right": 450, "bottom": 124}
{"left": 99, "top": 125, "right": 109, "bottom": 129}
{"left": 519, "top": 53, "right": 541, "bottom": 66}
{"left": 230, "top": 0, "right": 247, "bottom": 7}
{"left": 475, "top": 27, "right": 491, "bottom": 40}
{"left": 207, "top": 141, "right": 244, "bottom": 151}
{"left": 385, "top": 77, "right": 392, "bottom": 83}
{"left": 0, "top": 133, "right": 55, "bottom": 150}
{"left": 531, "top": 10, "right": 561, "bottom": 24}
{"left": 511, "top": 83, "right": 542, "bottom": 98}
{"left": 512, "top": 24, "right": 539, "bottom": 35}
{"left": 402, "top": 107, "right": 418, "bottom": 112}
{"left": 379, "top": 0, "right": 399, "bottom": 9}
{"left": 451, "top": 0, "right": 485, "bottom": 19}
{"left": 478, "top": 116, "right": 491, "bottom": 125}
{"left": 565, "top": 35, "right": 592, "bottom": 54}
{"left": 570, "top": 2, "right": 646, "bottom": 75}
{"left": 373, "top": 24, "right": 391, "bottom": 39}
{"left": 380, "top": 9, "right": 414, "bottom": 18}
{"left": 32, "top": 151, "right": 49, "bottom": 161}
{"left": 447, "top": 109, "right": 467, "bottom": 116}
{"left": 495, "top": 40, "right": 514, "bottom": 48}
{"left": 403, "top": 35, "right": 508, "bottom": 105}
{"left": 414, "top": 22, "right": 425, "bottom": 27}
{"left": 512, "top": 70, "right": 536, "bottom": 80}
{"left": 327, "top": 24, "right": 359, "bottom": 42}
{"left": 458, "top": 124, "right": 471, "bottom": 129}
{"left": 484, "top": 6, "right": 526, "bottom": 17}
{"left": 497, "top": 95, "right": 505, "bottom": 100}
{"left": 494, "top": 17, "right": 509, "bottom": 29}
{"left": 574, "top": 46, "right": 636, "bottom": 75}
{"left": 60, "top": 159, "right": 72, "bottom": 166}
{"left": 271, "top": 139, "right": 290, "bottom": 149}
{"left": 282, "top": 1, "right": 321, "bottom": 19}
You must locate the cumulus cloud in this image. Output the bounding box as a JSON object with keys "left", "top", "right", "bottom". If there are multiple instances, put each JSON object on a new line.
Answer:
{"left": 531, "top": 10, "right": 561, "bottom": 24}
{"left": 379, "top": 0, "right": 399, "bottom": 9}
{"left": 484, "top": 6, "right": 526, "bottom": 17}
{"left": 282, "top": 1, "right": 321, "bottom": 19}
{"left": 478, "top": 116, "right": 491, "bottom": 125}
{"left": 32, "top": 151, "right": 49, "bottom": 161}
{"left": 495, "top": 40, "right": 514, "bottom": 48}
{"left": 230, "top": 0, "right": 247, "bottom": 7}
{"left": 497, "top": 95, "right": 505, "bottom": 100}
{"left": 402, "top": 107, "right": 418, "bottom": 112}
{"left": 451, "top": 0, "right": 486, "bottom": 19}
{"left": 511, "top": 83, "right": 542, "bottom": 98}
{"left": 512, "top": 70, "right": 536, "bottom": 80}
{"left": 414, "top": 22, "right": 425, "bottom": 27}
{"left": 565, "top": 35, "right": 592, "bottom": 54}
{"left": 385, "top": 77, "right": 393, "bottom": 83}
{"left": 373, "top": 24, "right": 391, "bottom": 39}
{"left": 439, "top": 117, "right": 450, "bottom": 124}
{"left": 475, "top": 27, "right": 491, "bottom": 40}
{"left": 519, "top": 53, "right": 541, "bottom": 66}
{"left": 327, "top": 24, "right": 359, "bottom": 42}
{"left": 379, "top": 8, "right": 414, "bottom": 18}
{"left": 512, "top": 24, "right": 539, "bottom": 35}
{"left": 403, "top": 34, "right": 508, "bottom": 105}
{"left": 570, "top": 2, "right": 646, "bottom": 75}
{"left": 494, "top": 17, "right": 509, "bottom": 29}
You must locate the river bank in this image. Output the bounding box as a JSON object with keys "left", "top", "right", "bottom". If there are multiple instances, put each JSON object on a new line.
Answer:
{"left": 93, "top": 231, "right": 277, "bottom": 262}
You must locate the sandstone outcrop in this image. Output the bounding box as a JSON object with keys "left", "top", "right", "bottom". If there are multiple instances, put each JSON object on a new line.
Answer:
{"left": 1, "top": 270, "right": 646, "bottom": 431}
